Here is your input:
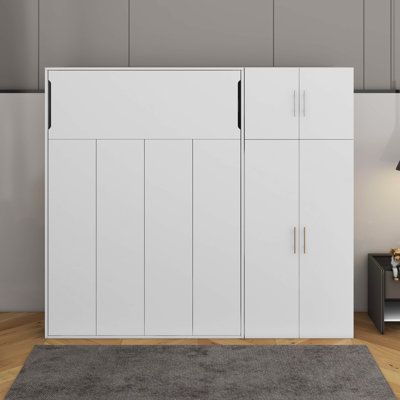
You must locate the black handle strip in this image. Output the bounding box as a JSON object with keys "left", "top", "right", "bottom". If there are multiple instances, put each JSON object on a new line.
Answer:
{"left": 237, "top": 80, "right": 241, "bottom": 130}
{"left": 48, "top": 81, "right": 52, "bottom": 130}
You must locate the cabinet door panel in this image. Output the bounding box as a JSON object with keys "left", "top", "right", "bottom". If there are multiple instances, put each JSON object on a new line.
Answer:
{"left": 48, "top": 140, "right": 96, "bottom": 336}
{"left": 299, "top": 68, "right": 353, "bottom": 139}
{"left": 300, "top": 140, "right": 353, "bottom": 338}
{"left": 48, "top": 70, "right": 240, "bottom": 139}
{"left": 97, "top": 141, "right": 144, "bottom": 335}
{"left": 193, "top": 140, "right": 240, "bottom": 336}
{"left": 245, "top": 140, "right": 299, "bottom": 337}
{"left": 145, "top": 141, "right": 192, "bottom": 335}
{"left": 245, "top": 68, "right": 299, "bottom": 139}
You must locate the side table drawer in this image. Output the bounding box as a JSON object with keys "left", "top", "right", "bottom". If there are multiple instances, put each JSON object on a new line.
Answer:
{"left": 385, "top": 271, "right": 400, "bottom": 299}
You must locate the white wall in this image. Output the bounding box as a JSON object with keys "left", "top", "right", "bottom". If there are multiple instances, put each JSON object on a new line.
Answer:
{"left": 355, "top": 94, "right": 400, "bottom": 311}
{"left": 0, "top": 93, "right": 399, "bottom": 311}
{"left": 0, "top": 94, "right": 44, "bottom": 311}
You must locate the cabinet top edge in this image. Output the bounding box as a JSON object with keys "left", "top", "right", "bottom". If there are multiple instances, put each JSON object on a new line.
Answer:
{"left": 45, "top": 67, "right": 244, "bottom": 72}
{"left": 45, "top": 67, "right": 354, "bottom": 72}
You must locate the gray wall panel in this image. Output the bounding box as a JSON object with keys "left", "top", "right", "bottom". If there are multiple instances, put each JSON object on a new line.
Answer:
{"left": 39, "top": 0, "right": 129, "bottom": 89}
{"left": 130, "top": 0, "right": 273, "bottom": 67}
{"left": 395, "top": 0, "right": 400, "bottom": 89}
{"left": 0, "top": 94, "right": 44, "bottom": 311}
{"left": 0, "top": 0, "right": 38, "bottom": 90}
{"left": 275, "top": 0, "right": 364, "bottom": 89}
{"left": 365, "top": 0, "right": 391, "bottom": 89}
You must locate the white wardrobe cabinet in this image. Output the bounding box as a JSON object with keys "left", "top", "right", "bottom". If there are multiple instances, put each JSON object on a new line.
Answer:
{"left": 47, "top": 67, "right": 353, "bottom": 339}
{"left": 245, "top": 139, "right": 353, "bottom": 338}
{"left": 245, "top": 68, "right": 353, "bottom": 139}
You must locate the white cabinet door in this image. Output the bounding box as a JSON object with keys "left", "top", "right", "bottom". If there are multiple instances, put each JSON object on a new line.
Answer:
{"left": 97, "top": 141, "right": 144, "bottom": 336}
{"left": 145, "top": 140, "right": 192, "bottom": 335}
{"left": 300, "top": 140, "right": 353, "bottom": 338}
{"left": 193, "top": 140, "right": 240, "bottom": 336}
{"left": 245, "top": 140, "right": 299, "bottom": 338}
{"left": 48, "top": 70, "right": 241, "bottom": 140}
{"left": 245, "top": 68, "right": 299, "bottom": 139}
{"left": 48, "top": 140, "right": 96, "bottom": 336}
{"left": 299, "top": 68, "right": 353, "bottom": 139}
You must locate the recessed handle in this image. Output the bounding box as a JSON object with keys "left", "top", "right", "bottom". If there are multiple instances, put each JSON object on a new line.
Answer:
{"left": 293, "top": 226, "right": 297, "bottom": 254}
{"left": 48, "top": 80, "right": 52, "bottom": 130}
{"left": 237, "top": 80, "right": 241, "bottom": 130}
{"left": 303, "top": 227, "right": 306, "bottom": 254}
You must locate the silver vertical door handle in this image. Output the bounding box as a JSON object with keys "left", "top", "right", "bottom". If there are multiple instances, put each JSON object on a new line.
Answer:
{"left": 293, "top": 90, "right": 296, "bottom": 117}
{"left": 293, "top": 227, "right": 297, "bottom": 254}
{"left": 302, "top": 90, "right": 306, "bottom": 117}
{"left": 303, "top": 227, "right": 306, "bottom": 254}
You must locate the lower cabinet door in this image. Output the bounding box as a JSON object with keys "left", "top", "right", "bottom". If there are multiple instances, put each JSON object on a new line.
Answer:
{"left": 145, "top": 140, "right": 192, "bottom": 335}
{"left": 48, "top": 140, "right": 96, "bottom": 336}
{"left": 193, "top": 140, "right": 241, "bottom": 336}
{"left": 97, "top": 140, "right": 144, "bottom": 335}
{"left": 245, "top": 140, "right": 299, "bottom": 338}
{"left": 299, "top": 140, "right": 354, "bottom": 338}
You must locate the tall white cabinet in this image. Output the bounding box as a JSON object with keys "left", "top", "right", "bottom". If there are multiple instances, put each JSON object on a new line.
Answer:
{"left": 245, "top": 68, "right": 354, "bottom": 338}
{"left": 46, "top": 67, "right": 353, "bottom": 339}
{"left": 46, "top": 68, "right": 242, "bottom": 338}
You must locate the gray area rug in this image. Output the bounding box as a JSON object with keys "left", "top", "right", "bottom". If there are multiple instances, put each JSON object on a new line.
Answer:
{"left": 6, "top": 345, "right": 395, "bottom": 400}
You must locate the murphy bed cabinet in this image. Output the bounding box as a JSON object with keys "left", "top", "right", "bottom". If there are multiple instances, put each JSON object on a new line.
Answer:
{"left": 45, "top": 67, "right": 353, "bottom": 338}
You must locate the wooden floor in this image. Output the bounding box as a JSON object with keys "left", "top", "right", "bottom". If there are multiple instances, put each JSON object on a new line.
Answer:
{"left": 0, "top": 313, "right": 399, "bottom": 399}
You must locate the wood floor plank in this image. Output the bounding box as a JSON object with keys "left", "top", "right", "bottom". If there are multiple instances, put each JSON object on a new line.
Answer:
{"left": 0, "top": 312, "right": 399, "bottom": 399}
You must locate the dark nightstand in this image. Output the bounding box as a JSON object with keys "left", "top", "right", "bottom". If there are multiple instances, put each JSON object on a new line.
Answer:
{"left": 368, "top": 254, "right": 400, "bottom": 333}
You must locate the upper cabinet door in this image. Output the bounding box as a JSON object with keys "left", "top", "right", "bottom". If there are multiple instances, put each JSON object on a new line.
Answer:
{"left": 245, "top": 68, "right": 299, "bottom": 139}
{"left": 47, "top": 69, "right": 241, "bottom": 140}
{"left": 299, "top": 68, "right": 354, "bottom": 139}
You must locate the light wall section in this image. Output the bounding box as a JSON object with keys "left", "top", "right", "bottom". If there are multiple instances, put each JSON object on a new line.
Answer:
{"left": 0, "top": 94, "right": 44, "bottom": 311}
{"left": 355, "top": 94, "right": 400, "bottom": 311}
